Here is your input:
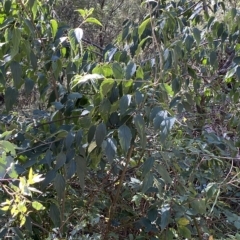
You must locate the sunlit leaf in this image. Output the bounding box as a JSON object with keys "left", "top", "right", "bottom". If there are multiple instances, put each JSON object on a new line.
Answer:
{"left": 50, "top": 19, "right": 58, "bottom": 38}
{"left": 32, "top": 201, "right": 45, "bottom": 211}
{"left": 138, "top": 18, "right": 150, "bottom": 38}
{"left": 85, "top": 17, "right": 102, "bottom": 26}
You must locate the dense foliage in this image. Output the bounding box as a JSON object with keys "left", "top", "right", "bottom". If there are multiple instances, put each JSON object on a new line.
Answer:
{"left": 1, "top": 0, "right": 240, "bottom": 239}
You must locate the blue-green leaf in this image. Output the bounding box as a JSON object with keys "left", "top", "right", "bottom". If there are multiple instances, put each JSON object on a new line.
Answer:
{"left": 134, "top": 114, "right": 146, "bottom": 149}
{"left": 118, "top": 125, "right": 132, "bottom": 154}
{"left": 119, "top": 94, "right": 131, "bottom": 116}
{"left": 126, "top": 62, "right": 136, "bottom": 80}
{"left": 75, "top": 155, "right": 86, "bottom": 189}
{"left": 160, "top": 117, "right": 176, "bottom": 143}
{"left": 104, "top": 138, "right": 117, "bottom": 163}
{"left": 10, "top": 61, "right": 22, "bottom": 88}
{"left": 95, "top": 123, "right": 107, "bottom": 147}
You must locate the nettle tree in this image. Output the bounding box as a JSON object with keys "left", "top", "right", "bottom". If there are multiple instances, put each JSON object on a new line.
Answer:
{"left": 1, "top": 0, "right": 240, "bottom": 239}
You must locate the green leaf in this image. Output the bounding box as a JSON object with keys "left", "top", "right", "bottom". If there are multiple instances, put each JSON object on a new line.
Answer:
{"left": 234, "top": 221, "right": 240, "bottom": 230}
{"left": 68, "top": 28, "right": 83, "bottom": 52}
{"left": 160, "top": 117, "right": 176, "bottom": 143}
{"left": 163, "top": 83, "right": 174, "bottom": 97}
{"left": 71, "top": 74, "right": 104, "bottom": 89}
{"left": 217, "top": 23, "right": 224, "bottom": 37}
{"left": 134, "top": 114, "right": 146, "bottom": 149}
{"left": 41, "top": 170, "right": 56, "bottom": 189}
{"left": 24, "top": 19, "right": 35, "bottom": 34}
{"left": 181, "top": 100, "right": 191, "bottom": 111}
{"left": 185, "top": 93, "right": 193, "bottom": 105}
{"left": 125, "top": 62, "right": 136, "bottom": 80}
{"left": 122, "top": 79, "right": 133, "bottom": 94}
{"left": 192, "top": 27, "right": 201, "bottom": 45}
{"left": 112, "top": 62, "right": 124, "bottom": 79}
{"left": 184, "top": 35, "right": 194, "bottom": 51}
{"left": 153, "top": 110, "right": 168, "bottom": 130}
{"left": 5, "top": 87, "right": 18, "bottom": 112}
{"left": 49, "top": 203, "right": 61, "bottom": 227}
{"left": 118, "top": 125, "right": 132, "bottom": 154}
{"left": 142, "top": 157, "right": 154, "bottom": 177}
{"left": 32, "top": 201, "right": 45, "bottom": 211}
{"left": 136, "top": 66, "right": 144, "bottom": 79}
{"left": 142, "top": 172, "right": 153, "bottom": 193}
{"left": 188, "top": 67, "right": 197, "bottom": 78}
{"left": 75, "top": 8, "right": 88, "bottom": 18}
{"left": 55, "top": 152, "right": 66, "bottom": 170}
{"left": 0, "top": 140, "right": 16, "bottom": 155}
{"left": 225, "top": 66, "right": 238, "bottom": 80}
{"left": 135, "top": 90, "right": 144, "bottom": 105}
{"left": 66, "top": 159, "right": 76, "bottom": 179}
{"left": 156, "top": 164, "right": 172, "bottom": 184}
{"left": 178, "top": 226, "right": 191, "bottom": 238}
{"left": 191, "top": 199, "right": 206, "bottom": 214}
{"left": 65, "top": 132, "right": 74, "bottom": 150}
{"left": 4, "top": 0, "right": 11, "bottom": 14}
{"left": 93, "top": 64, "right": 113, "bottom": 77}
{"left": 119, "top": 95, "right": 131, "bottom": 116}
{"left": 25, "top": 216, "right": 32, "bottom": 233}
{"left": 236, "top": 66, "right": 240, "bottom": 81}
{"left": 52, "top": 59, "right": 62, "bottom": 79}
{"left": 28, "top": 0, "right": 38, "bottom": 20}
{"left": 160, "top": 205, "right": 170, "bottom": 229}
{"left": 138, "top": 18, "right": 150, "bottom": 38}
{"left": 53, "top": 173, "right": 65, "bottom": 201}
{"left": 11, "top": 28, "right": 21, "bottom": 57}
{"left": 207, "top": 16, "right": 215, "bottom": 30}
{"left": 210, "top": 51, "right": 217, "bottom": 67}
{"left": 10, "top": 61, "right": 22, "bottom": 88}
{"left": 0, "top": 155, "right": 17, "bottom": 179}
{"left": 104, "top": 138, "right": 117, "bottom": 163}
{"left": 150, "top": 106, "right": 162, "bottom": 121}
{"left": 147, "top": 207, "right": 158, "bottom": 222}
{"left": 75, "top": 155, "right": 86, "bottom": 189}
{"left": 30, "top": 51, "right": 38, "bottom": 70}
{"left": 88, "top": 125, "right": 96, "bottom": 143}
{"left": 95, "top": 123, "right": 107, "bottom": 147}
{"left": 50, "top": 19, "right": 58, "bottom": 38}
{"left": 85, "top": 17, "right": 102, "bottom": 26}
{"left": 75, "top": 130, "right": 83, "bottom": 146}
{"left": 100, "top": 79, "right": 115, "bottom": 97}
{"left": 172, "top": 77, "right": 181, "bottom": 95}
{"left": 99, "top": 98, "right": 111, "bottom": 122}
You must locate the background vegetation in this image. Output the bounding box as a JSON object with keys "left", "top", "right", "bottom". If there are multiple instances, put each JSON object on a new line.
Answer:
{"left": 1, "top": 0, "right": 240, "bottom": 239}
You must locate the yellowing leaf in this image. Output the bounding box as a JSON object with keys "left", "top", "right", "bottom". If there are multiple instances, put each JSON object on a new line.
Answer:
{"left": 32, "top": 174, "right": 44, "bottom": 184}
{"left": 18, "top": 203, "right": 27, "bottom": 213}
{"left": 32, "top": 201, "right": 45, "bottom": 210}
{"left": 20, "top": 215, "right": 26, "bottom": 227}
{"left": 1, "top": 205, "right": 10, "bottom": 211}
{"left": 28, "top": 168, "right": 33, "bottom": 184}
{"left": 178, "top": 217, "right": 190, "bottom": 226}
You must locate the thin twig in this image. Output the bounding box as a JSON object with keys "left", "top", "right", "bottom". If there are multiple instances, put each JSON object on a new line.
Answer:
{"left": 34, "top": 115, "right": 86, "bottom": 128}
{"left": 104, "top": 144, "right": 134, "bottom": 239}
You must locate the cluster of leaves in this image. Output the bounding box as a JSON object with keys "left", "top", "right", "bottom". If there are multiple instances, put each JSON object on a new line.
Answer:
{"left": 1, "top": 0, "right": 240, "bottom": 239}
